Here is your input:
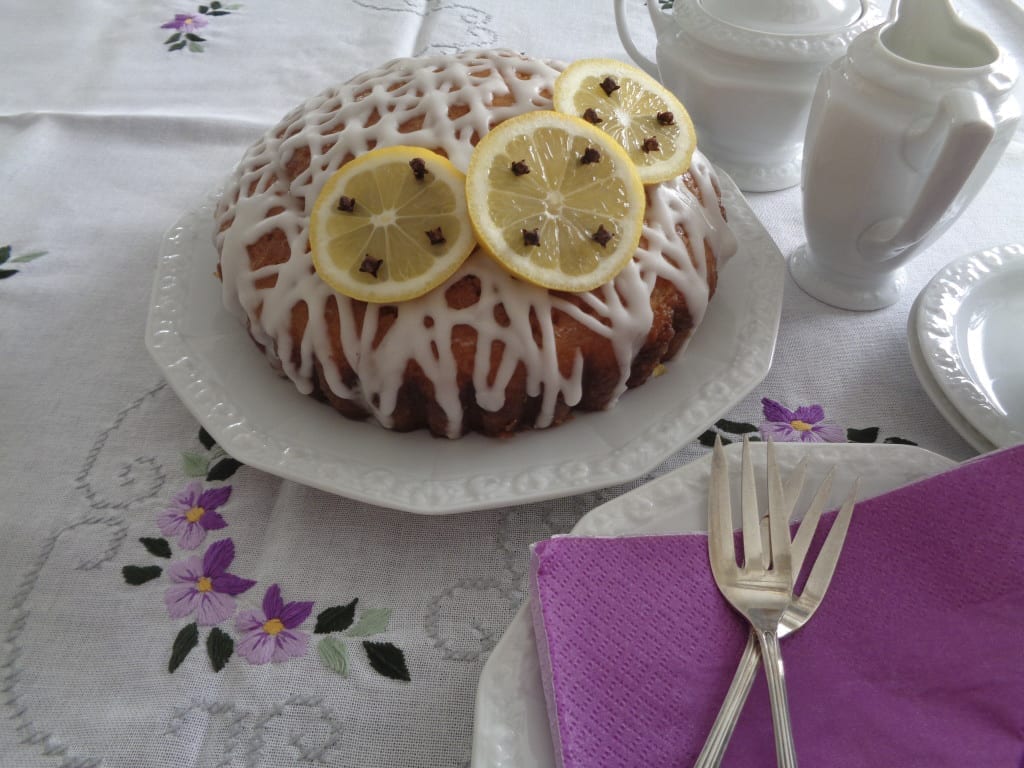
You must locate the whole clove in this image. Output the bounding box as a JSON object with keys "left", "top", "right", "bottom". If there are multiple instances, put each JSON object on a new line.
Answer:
{"left": 592, "top": 225, "right": 613, "bottom": 247}
{"left": 359, "top": 256, "right": 383, "bottom": 278}
{"left": 599, "top": 77, "right": 620, "bottom": 96}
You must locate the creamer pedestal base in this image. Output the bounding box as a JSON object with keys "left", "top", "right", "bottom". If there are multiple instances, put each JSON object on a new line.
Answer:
{"left": 789, "top": 244, "right": 906, "bottom": 311}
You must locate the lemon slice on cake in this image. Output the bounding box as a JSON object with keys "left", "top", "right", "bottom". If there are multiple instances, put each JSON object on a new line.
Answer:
{"left": 554, "top": 58, "right": 696, "bottom": 184}
{"left": 310, "top": 146, "right": 476, "bottom": 303}
{"left": 465, "top": 111, "right": 645, "bottom": 293}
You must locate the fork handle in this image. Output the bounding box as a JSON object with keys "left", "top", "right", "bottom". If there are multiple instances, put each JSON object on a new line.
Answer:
{"left": 755, "top": 629, "right": 799, "bottom": 768}
{"left": 693, "top": 631, "right": 760, "bottom": 767}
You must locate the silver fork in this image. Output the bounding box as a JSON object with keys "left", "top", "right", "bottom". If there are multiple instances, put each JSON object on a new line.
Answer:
{"left": 705, "top": 435, "right": 800, "bottom": 767}
{"left": 697, "top": 437, "right": 858, "bottom": 767}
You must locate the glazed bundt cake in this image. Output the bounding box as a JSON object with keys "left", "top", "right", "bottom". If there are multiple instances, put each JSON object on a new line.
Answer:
{"left": 214, "top": 49, "right": 738, "bottom": 438}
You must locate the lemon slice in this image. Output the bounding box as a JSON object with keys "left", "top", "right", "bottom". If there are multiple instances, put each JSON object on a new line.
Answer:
{"left": 465, "top": 111, "right": 645, "bottom": 293}
{"left": 554, "top": 58, "right": 696, "bottom": 184}
{"left": 310, "top": 146, "right": 476, "bottom": 303}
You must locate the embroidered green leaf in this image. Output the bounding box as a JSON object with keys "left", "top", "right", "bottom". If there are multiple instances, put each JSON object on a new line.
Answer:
{"left": 883, "top": 436, "right": 917, "bottom": 445}
{"left": 123, "top": 565, "right": 162, "bottom": 585}
{"left": 847, "top": 427, "right": 880, "bottom": 443}
{"left": 715, "top": 418, "right": 759, "bottom": 434}
{"left": 315, "top": 599, "right": 358, "bottom": 634}
{"left": 699, "top": 429, "right": 735, "bottom": 447}
{"left": 182, "top": 451, "right": 209, "bottom": 478}
{"left": 185, "top": 33, "right": 206, "bottom": 42}
{"left": 363, "top": 641, "right": 410, "bottom": 681}
{"left": 199, "top": 427, "right": 216, "bottom": 450}
{"left": 318, "top": 636, "right": 349, "bottom": 676}
{"left": 0, "top": 245, "right": 10, "bottom": 264}
{"left": 164, "top": 32, "right": 182, "bottom": 44}
{"left": 207, "top": 627, "right": 234, "bottom": 672}
{"left": 188, "top": 41, "right": 204, "bottom": 53}
{"left": 207, "top": 457, "right": 241, "bottom": 481}
{"left": 0, "top": 269, "right": 18, "bottom": 280}
{"left": 208, "top": 9, "right": 229, "bottom": 14}
{"left": 169, "top": 623, "right": 199, "bottom": 673}
{"left": 140, "top": 537, "right": 172, "bottom": 559}
{"left": 169, "top": 40, "right": 187, "bottom": 51}
{"left": 10, "top": 250, "right": 47, "bottom": 263}
{"left": 346, "top": 607, "right": 391, "bottom": 637}
{"left": 198, "top": 4, "right": 209, "bottom": 11}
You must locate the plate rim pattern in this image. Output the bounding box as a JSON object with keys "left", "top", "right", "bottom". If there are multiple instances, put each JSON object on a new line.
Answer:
{"left": 916, "top": 242, "right": 1024, "bottom": 449}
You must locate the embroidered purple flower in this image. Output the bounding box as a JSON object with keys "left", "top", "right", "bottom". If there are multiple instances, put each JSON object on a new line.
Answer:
{"left": 235, "top": 585, "right": 314, "bottom": 664}
{"left": 161, "top": 13, "right": 208, "bottom": 31}
{"left": 759, "top": 398, "right": 846, "bottom": 443}
{"left": 164, "top": 539, "right": 256, "bottom": 625}
{"left": 158, "top": 481, "right": 230, "bottom": 550}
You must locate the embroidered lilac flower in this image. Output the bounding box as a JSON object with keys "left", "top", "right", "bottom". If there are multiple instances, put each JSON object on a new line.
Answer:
{"left": 235, "top": 585, "right": 314, "bottom": 664}
{"left": 164, "top": 539, "right": 256, "bottom": 626}
{"left": 759, "top": 398, "right": 845, "bottom": 443}
{"left": 161, "top": 13, "right": 208, "bottom": 31}
{"left": 158, "top": 481, "right": 230, "bottom": 550}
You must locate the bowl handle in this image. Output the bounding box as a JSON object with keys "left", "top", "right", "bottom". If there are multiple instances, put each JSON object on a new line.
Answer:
{"left": 613, "top": 0, "right": 668, "bottom": 79}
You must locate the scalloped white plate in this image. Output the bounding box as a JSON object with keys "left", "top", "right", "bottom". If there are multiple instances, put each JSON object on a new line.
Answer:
{"left": 145, "top": 174, "right": 783, "bottom": 513}
{"left": 915, "top": 244, "right": 1024, "bottom": 450}
{"left": 907, "top": 292, "right": 996, "bottom": 453}
{"left": 470, "top": 442, "right": 956, "bottom": 767}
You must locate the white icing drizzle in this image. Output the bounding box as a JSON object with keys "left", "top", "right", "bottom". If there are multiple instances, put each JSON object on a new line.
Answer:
{"left": 215, "top": 49, "right": 738, "bottom": 438}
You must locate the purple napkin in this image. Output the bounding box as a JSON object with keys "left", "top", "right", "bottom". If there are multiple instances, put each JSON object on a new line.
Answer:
{"left": 529, "top": 445, "right": 1024, "bottom": 768}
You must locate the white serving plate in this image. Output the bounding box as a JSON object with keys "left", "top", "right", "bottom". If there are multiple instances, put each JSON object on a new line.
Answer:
{"left": 145, "top": 174, "right": 784, "bottom": 513}
{"left": 915, "top": 243, "right": 1024, "bottom": 450}
{"left": 470, "top": 441, "right": 956, "bottom": 766}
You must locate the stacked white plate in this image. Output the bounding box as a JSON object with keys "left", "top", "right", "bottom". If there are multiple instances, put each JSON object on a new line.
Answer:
{"left": 909, "top": 243, "right": 1024, "bottom": 452}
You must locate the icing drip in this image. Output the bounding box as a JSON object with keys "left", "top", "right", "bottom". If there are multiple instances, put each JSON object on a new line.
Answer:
{"left": 215, "top": 50, "right": 738, "bottom": 438}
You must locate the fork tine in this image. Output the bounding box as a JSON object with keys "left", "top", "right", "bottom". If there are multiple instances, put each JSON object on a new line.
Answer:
{"left": 783, "top": 458, "right": 809, "bottom": 519}
{"left": 790, "top": 466, "right": 835, "bottom": 578}
{"left": 709, "top": 436, "right": 739, "bottom": 578}
{"left": 765, "top": 438, "right": 792, "bottom": 572}
{"left": 755, "top": 458, "right": 809, "bottom": 571}
{"left": 800, "top": 479, "right": 859, "bottom": 602}
{"left": 758, "top": 514, "right": 771, "bottom": 569}
{"left": 740, "top": 437, "right": 762, "bottom": 568}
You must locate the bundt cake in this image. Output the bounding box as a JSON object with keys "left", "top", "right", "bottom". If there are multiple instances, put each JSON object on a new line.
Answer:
{"left": 214, "top": 49, "right": 738, "bottom": 438}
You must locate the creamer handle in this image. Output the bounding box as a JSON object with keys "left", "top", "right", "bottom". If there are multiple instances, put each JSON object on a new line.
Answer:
{"left": 858, "top": 89, "right": 995, "bottom": 263}
{"left": 613, "top": 0, "right": 669, "bottom": 79}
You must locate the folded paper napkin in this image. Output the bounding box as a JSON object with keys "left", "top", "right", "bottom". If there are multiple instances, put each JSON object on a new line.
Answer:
{"left": 529, "top": 445, "right": 1024, "bottom": 768}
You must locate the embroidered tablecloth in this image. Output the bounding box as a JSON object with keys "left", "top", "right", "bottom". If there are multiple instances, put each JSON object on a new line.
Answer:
{"left": 1, "top": 1, "right": 1022, "bottom": 766}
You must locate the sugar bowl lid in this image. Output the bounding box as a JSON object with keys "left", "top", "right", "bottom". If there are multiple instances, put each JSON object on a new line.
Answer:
{"left": 673, "top": 0, "right": 883, "bottom": 61}
{"left": 699, "top": 0, "right": 862, "bottom": 35}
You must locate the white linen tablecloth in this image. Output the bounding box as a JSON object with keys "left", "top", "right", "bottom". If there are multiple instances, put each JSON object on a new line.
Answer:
{"left": 1, "top": 1, "right": 1022, "bottom": 766}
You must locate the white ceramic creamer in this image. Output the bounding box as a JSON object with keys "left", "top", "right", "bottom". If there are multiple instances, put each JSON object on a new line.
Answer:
{"left": 790, "top": 0, "right": 1020, "bottom": 310}
{"left": 614, "top": 0, "right": 883, "bottom": 191}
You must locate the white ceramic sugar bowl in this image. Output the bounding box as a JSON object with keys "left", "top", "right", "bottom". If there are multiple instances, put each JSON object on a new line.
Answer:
{"left": 614, "top": 0, "right": 884, "bottom": 191}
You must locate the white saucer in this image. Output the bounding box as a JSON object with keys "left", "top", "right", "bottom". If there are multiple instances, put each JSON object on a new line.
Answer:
{"left": 914, "top": 244, "right": 1024, "bottom": 449}
{"left": 470, "top": 442, "right": 956, "bottom": 767}
{"left": 907, "top": 292, "right": 996, "bottom": 453}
